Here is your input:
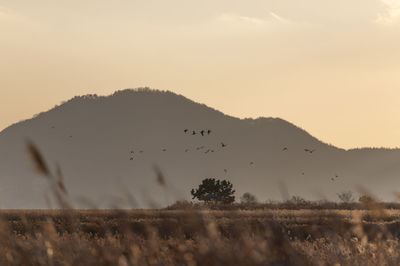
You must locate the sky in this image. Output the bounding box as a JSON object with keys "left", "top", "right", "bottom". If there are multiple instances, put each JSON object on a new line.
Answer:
{"left": 1, "top": 0, "right": 400, "bottom": 149}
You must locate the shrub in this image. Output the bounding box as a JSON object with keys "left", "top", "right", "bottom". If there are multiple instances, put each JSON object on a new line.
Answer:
{"left": 359, "top": 195, "right": 374, "bottom": 204}
{"left": 240, "top": 192, "right": 258, "bottom": 203}
{"left": 337, "top": 191, "right": 354, "bottom": 203}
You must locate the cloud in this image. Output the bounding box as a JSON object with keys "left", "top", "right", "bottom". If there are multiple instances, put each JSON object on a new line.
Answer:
{"left": 218, "top": 13, "right": 267, "bottom": 25}
{"left": 217, "top": 12, "right": 292, "bottom": 28}
{"left": 269, "top": 12, "right": 290, "bottom": 24}
{"left": 376, "top": 0, "right": 400, "bottom": 25}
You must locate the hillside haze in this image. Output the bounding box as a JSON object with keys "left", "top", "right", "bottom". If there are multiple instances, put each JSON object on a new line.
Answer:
{"left": 0, "top": 89, "right": 400, "bottom": 208}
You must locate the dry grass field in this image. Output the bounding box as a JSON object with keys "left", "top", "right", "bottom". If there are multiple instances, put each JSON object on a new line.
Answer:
{"left": 0, "top": 208, "right": 400, "bottom": 265}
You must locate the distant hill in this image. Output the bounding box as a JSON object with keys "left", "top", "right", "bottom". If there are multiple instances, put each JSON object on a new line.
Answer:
{"left": 0, "top": 88, "right": 400, "bottom": 208}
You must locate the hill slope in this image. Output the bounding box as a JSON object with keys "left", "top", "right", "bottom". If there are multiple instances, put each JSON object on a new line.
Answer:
{"left": 0, "top": 89, "right": 399, "bottom": 208}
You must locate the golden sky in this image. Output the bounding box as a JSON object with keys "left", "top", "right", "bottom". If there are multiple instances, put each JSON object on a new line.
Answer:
{"left": 1, "top": 0, "right": 400, "bottom": 149}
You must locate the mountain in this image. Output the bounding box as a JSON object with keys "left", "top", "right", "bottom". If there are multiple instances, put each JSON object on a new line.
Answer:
{"left": 0, "top": 88, "right": 399, "bottom": 208}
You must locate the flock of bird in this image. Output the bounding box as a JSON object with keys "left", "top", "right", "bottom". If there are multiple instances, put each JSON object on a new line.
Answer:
{"left": 124, "top": 128, "right": 340, "bottom": 182}
{"left": 128, "top": 129, "right": 228, "bottom": 161}
{"left": 49, "top": 123, "right": 343, "bottom": 185}
{"left": 51, "top": 124, "right": 339, "bottom": 182}
{"left": 283, "top": 146, "right": 339, "bottom": 181}
{"left": 184, "top": 129, "right": 212, "bottom": 136}
{"left": 127, "top": 128, "right": 229, "bottom": 166}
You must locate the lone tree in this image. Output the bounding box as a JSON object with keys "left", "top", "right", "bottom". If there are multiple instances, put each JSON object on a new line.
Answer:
{"left": 240, "top": 192, "right": 257, "bottom": 203}
{"left": 191, "top": 178, "right": 235, "bottom": 204}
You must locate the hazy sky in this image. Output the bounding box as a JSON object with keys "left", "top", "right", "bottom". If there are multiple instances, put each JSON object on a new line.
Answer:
{"left": 1, "top": 0, "right": 400, "bottom": 149}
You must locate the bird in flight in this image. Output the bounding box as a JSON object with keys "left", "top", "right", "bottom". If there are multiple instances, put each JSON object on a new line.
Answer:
{"left": 250, "top": 162, "right": 254, "bottom": 166}
{"left": 200, "top": 130, "right": 205, "bottom": 136}
{"left": 302, "top": 172, "right": 305, "bottom": 175}
{"left": 192, "top": 131, "right": 196, "bottom": 135}
{"left": 221, "top": 142, "right": 227, "bottom": 148}
{"left": 130, "top": 157, "right": 134, "bottom": 161}
{"left": 205, "top": 149, "right": 210, "bottom": 154}
{"left": 130, "top": 151, "right": 134, "bottom": 154}
{"left": 304, "top": 149, "right": 316, "bottom": 154}
{"left": 185, "top": 149, "right": 189, "bottom": 152}
{"left": 162, "top": 149, "right": 167, "bottom": 152}
{"left": 282, "top": 147, "right": 288, "bottom": 151}
{"left": 184, "top": 129, "right": 189, "bottom": 133}
{"left": 207, "top": 130, "right": 212, "bottom": 135}
{"left": 196, "top": 146, "right": 205, "bottom": 150}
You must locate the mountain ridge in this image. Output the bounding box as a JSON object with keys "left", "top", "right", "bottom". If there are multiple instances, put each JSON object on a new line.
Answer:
{"left": 1, "top": 88, "right": 339, "bottom": 151}
{"left": 3, "top": 88, "right": 395, "bottom": 151}
{"left": 0, "top": 88, "right": 399, "bottom": 208}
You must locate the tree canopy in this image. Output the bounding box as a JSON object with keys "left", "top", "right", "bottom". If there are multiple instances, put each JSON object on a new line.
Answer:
{"left": 191, "top": 178, "right": 235, "bottom": 204}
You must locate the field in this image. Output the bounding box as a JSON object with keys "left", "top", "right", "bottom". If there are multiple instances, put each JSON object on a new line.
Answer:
{"left": 1, "top": 208, "right": 400, "bottom": 265}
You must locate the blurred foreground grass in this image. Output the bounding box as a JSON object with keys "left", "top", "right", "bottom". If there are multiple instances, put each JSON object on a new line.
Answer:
{"left": 0, "top": 208, "right": 400, "bottom": 265}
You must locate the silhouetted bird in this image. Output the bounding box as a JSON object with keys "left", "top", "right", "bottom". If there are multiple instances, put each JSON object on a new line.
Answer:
{"left": 211, "top": 150, "right": 215, "bottom": 153}
{"left": 304, "top": 149, "right": 316, "bottom": 154}
{"left": 207, "top": 130, "right": 211, "bottom": 135}
{"left": 205, "top": 149, "right": 210, "bottom": 154}
{"left": 250, "top": 162, "right": 254, "bottom": 165}
{"left": 331, "top": 178, "right": 335, "bottom": 181}
{"left": 184, "top": 129, "right": 189, "bottom": 133}
{"left": 335, "top": 174, "right": 339, "bottom": 178}
{"left": 221, "top": 142, "right": 227, "bottom": 148}
{"left": 130, "top": 157, "right": 134, "bottom": 161}
{"left": 185, "top": 149, "right": 189, "bottom": 152}
{"left": 282, "top": 147, "right": 288, "bottom": 151}
{"left": 302, "top": 172, "right": 305, "bottom": 175}
{"left": 192, "top": 131, "right": 196, "bottom": 135}
{"left": 224, "top": 169, "right": 228, "bottom": 174}
{"left": 139, "top": 150, "right": 144, "bottom": 153}
{"left": 130, "top": 151, "right": 134, "bottom": 154}
{"left": 200, "top": 130, "right": 205, "bottom": 136}
{"left": 162, "top": 149, "right": 167, "bottom": 152}
{"left": 196, "top": 146, "right": 205, "bottom": 150}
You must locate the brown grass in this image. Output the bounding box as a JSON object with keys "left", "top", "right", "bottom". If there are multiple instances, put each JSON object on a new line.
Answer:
{"left": 0, "top": 209, "right": 399, "bottom": 265}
